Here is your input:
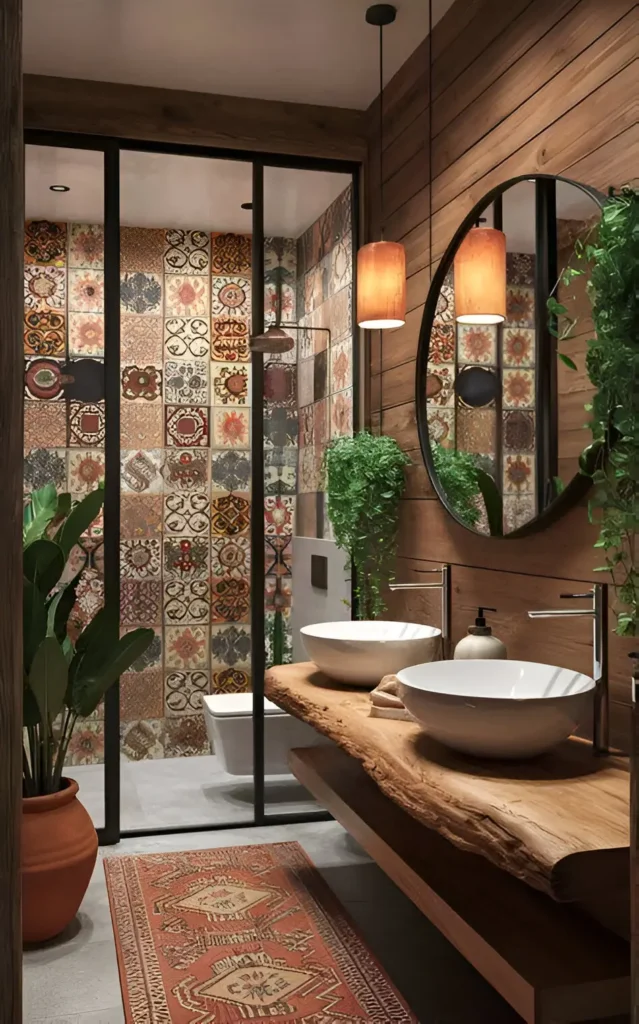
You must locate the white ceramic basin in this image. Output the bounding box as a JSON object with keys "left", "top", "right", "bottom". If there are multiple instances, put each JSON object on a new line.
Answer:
{"left": 300, "top": 620, "right": 442, "bottom": 687}
{"left": 397, "top": 659, "right": 595, "bottom": 759}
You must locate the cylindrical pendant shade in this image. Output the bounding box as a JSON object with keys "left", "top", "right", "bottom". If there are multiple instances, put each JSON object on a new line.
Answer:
{"left": 357, "top": 240, "right": 406, "bottom": 329}
{"left": 454, "top": 227, "right": 506, "bottom": 325}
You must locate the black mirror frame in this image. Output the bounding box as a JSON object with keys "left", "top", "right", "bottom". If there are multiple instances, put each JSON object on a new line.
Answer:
{"left": 415, "top": 172, "right": 605, "bottom": 539}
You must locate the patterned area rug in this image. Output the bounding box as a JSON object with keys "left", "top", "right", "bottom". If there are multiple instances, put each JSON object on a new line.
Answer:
{"left": 104, "top": 842, "right": 417, "bottom": 1022}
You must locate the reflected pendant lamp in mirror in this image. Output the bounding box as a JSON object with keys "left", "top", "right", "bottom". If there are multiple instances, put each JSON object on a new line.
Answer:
{"left": 357, "top": 4, "right": 406, "bottom": 331}
{"left": 454, "top": 226, "right": 507, "bottom": 325}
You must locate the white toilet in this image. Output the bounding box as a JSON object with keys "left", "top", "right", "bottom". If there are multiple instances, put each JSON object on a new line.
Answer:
{"left": 202, "top": 692, "right": 327, "bottom": 776}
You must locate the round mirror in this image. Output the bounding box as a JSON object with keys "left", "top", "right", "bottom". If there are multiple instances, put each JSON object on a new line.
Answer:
{"left": 417, "top": 173, "right": 604, "bottom": 537}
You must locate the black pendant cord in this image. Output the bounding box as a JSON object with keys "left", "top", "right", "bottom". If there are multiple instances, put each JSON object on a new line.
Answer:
{"left": 428, "top": 0, "right": 433, "bottom": 283}
{"left": 379, "top": 24, "right": 384, "bottom": 239}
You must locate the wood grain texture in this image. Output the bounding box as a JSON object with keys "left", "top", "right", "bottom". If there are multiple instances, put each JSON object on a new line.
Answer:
{"left": 23, "top": 74, "right": 367, "bottom": 161}
{"left": 364, "top": 0, "right": 639, "bottom": 733}
{"left": 266, "top": 664, "right": 629, "bottom": 903}
{"left": 291, "top": 744, "right": 630, "bottom": 1024}
{"left": 0, "top": 0, "right": 23, "bottom": 1019}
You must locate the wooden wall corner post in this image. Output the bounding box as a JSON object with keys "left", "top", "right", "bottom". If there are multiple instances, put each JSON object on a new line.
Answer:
{"left": 0, "top": 0, "right": 23, "bottom": 1020}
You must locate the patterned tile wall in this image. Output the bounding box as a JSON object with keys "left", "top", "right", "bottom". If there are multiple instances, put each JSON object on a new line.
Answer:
{"left": 295, "top": 186, "right": 353, "bottom": 539}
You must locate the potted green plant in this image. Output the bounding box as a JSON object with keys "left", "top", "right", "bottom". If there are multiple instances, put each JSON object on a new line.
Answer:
{"left": 22, "top": 483, "right": 154, "bottom": 943}
{"left": 325, "top": 432, "right": 409, "bottom": 618}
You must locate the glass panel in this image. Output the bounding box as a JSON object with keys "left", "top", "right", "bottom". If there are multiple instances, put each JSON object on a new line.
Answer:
{"left": 24, "top": 144, "right": 106, "bottom": 830}
{"left": 262, "top": 165, "right": 354, "bottom": 817}
{"left": 118, "top": 149, "right": 255, "bottom": 830}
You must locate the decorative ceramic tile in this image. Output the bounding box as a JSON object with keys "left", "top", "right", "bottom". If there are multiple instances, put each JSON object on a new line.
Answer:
{"left": 265, "top": 576, "right": 293, "bottom": 613}
{"left": 67, "top": 269, "right": 104, "bottom": 314}
{"left": 212, "top": 362, "right": 249, "bottom": 406}
{"left": 212, "top": 407, "right": 250, "bottom": 449}
{"left": 121, "top": 364, "right": 162, "bottom": 402}
{"left": 24, "top": 357, "right": 64, "bottom": 401}
{"left": 298, "top": 446, "right": 320, "bottom": 494}
{"left": 265, "top": 535, "right": 292, "bottom": 578}
{"left": 163, "top": 580, "right": 210, "bottom": 625}
{"left": 120, "top": 272, "right": 162, "bottom": 315}
{"left": 164, "top": 229, "right": 210, "bottom": 274}
{"left": 165, "top": 405, "right": 209, "bottom": 447}
{"left": 504, "top": 453, "right": 535, "bottom": 495}
{"left": 23, "top": 310, "right": 65, "bottom": 359}
{"left": 66, "top": 721, "right": 104, "bottom": 766}
{"left": 299, "top": 404, "right": 314, "bottom": 448}
{"left": 128, "top": 627, "right": 163, "bottom": 673}
{"left": 210, "top": 625, "right": 251, "bottom": 668}
{"left": 264, "top": 280, "right": 295, "bottom": 322}
{"left": 60, "top": 544, "right": 88, "bottom": 587}
{"left": 265, "top": 236, "right": 296, "bottom": 280}
{"left": 164, "top": 317, "right": 210, "bottom": 359}
{"left": 121, "top": 449, "right": 164, "bottom": 494}
{"left": 503, "top": 494, "right": 537, "bottom": 533}
{"left": 264, "top": 464, "right": 297, "bottom": 497}
{"left": 503, "top": 328, "right": 535, "bottom": 367}
{"left": 331, "top": 234, "right": 352, "bottom": 293}
{"left": 330, "top": 388, "right": 353, "bottom": 438}
{"left": 164, "top": 275, "right": 209, "bottom": 317}
{"left": 330, "top": 339, "right": 352, "bottom": 394}
{"left": 24, "top": 401, "right": 66, "bottom": 448}
{"left": 211, "top": 535, "right": 250, "bottom": 580}
{"left": 264, "top": 362, "right": 296, "bottom": 407}
{"left": 165, "top": 671, "right": 210, "bottom": 717}
{"left": 264, "top": 496, "right": 295, "bottom": 536}
{"left": 120, "top": 227, "right": 165, "bottom": 274}
{"left": 326, "top": 284, "right": 352, "bottom": 343}
{"left": 298, "top": 358, "right": 314, "bottom": 409}
{"left": 163, "top": 492, "right": 209, "bottom": 535}
{"left": 211, "top": 493, "right": 250, "bottom": 537}
{"left": 426, "top": 363, "right": 455, "bottom": 408}
{"left": 121, "top": 402, "right": 163, "bottom": 448}
{"left": 507, "top": 252, "right": 535, "bottom": 288}
{"left": 211, "top": 232, "right": 251, "bottom": 275}
{"left": 74, "top": 568, "right": 104, "bottom": 622}
{"left": 164, "top": 715, "right": 210, "bottom": 757}
{"left": 163, "top": 448, "right": 209, "bottom": 491}
{"left": 25, "top": 220, "right": 67, "bottom": 266}
{"left": 427, "top": 407, "right": 455, "bottom": 448}
{"left": 314, "top": 397, "right": 329, "bottom": 447}
{"left": 505, "top": 286, "right": 535, "bottom": 327}
{"left": 313, "top": 349, "right": 328, "bottom": 402}
{"left": 211, "top": 667, "right": 251, "bottom": 694}
{"left": 121, "top": 494, "right": 163, "bottom": 537}
{"left": 163, "top": 537, "right": 209, "bottom": 580}
{"left": 456, "top": 407, "right": 496, "bottom": 455}
{"left": 210, "top": 276, "right": 250, "bottom": 317}
{"left": 211, "top": 575, "right": 251, "bottom": 624}
{"left": 24, "top": 265, "right": 66, "bottom": 311}
{"left": 24, "top": 448, "right": 67, "bottom": 492}
{"left": 210, "top": 316, "right": 250, "bottom": 362}
{"left": 120, "top": 580, "right": 162, "bottom": 625}
{"left": 264, "top": 408, "right": 297, "bottom": 448}
{"left": 120, "top": 539, "right": 161, "bottom": 579}
{"left": 503, "top": 368, "right": 535, "bottom": 409}
{"left": 434, "top": 283, "right": 454, "bottom": 325}
{"left": 68, "top": 312, "right": 104, "bottom": 357}
{"left": 119, "top": 671, "right": 164, "bottom": 722}
{"left": 165, "top": 625, "right": 208, "bottom": 670}
{"left": 68, "top": 449, "right": 105, "bottom": 492}
{"left": 120, "top": 718, "right": 165, "bottom": 760}
{"left": 457, "top": 324, "right": 497, "bottom": 365}
{"left": 297, "top": 322, "right": 314, "bottom": 362}
{"left": 503, "top": 410, "right": 535, "bottom": 452}
{"left": 121, "top": 315, "right": 163, "bottom": 364}
{"left": 68, "top": 223, "right": 104, "bottom": 269}
{"left": 164, "top": 359, "right": 209, "bottom": 405}
{"left": 68, "top": 401, "right": 105, "bottom": 447}
{"left": 211, "top": 449, "right": 250, "bottom": 493}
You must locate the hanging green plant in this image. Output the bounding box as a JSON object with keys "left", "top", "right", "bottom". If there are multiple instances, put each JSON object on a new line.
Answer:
{"left": 325, "top": 432, "right": 410, "bottom": 619}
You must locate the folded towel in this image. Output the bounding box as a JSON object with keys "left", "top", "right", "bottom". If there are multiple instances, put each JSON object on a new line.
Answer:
{"left": 369, "top": 675, "right": 415, "bottom": 721}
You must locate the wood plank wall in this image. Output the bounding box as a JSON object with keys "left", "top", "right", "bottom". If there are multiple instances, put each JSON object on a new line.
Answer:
{"left": 366, "top": 0, "right": 639, "bottom": 749}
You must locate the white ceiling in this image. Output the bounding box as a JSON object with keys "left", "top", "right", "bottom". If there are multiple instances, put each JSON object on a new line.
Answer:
{"left": 25, "top": 145, "right": 352, "bottom": 237}
{"left": 23, "top": 0, "right": 455, "bottom": 110}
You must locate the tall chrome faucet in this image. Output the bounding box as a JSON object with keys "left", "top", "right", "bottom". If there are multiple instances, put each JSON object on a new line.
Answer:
{"left": 388, "top": 565, "right": 451, "bottom": 658}
{"left": 528, "top": 585, "right": 609, "bottom": 755}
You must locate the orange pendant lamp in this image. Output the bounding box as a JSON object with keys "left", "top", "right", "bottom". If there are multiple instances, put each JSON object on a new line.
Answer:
{"left": 357, "top": 5, "right": 406, "bottom": 331}
{"left": 454, "top": 224, "right": 507, "bottom": 325}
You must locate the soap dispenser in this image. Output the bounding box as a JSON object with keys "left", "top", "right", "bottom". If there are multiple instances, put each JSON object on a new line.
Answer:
{"left": 454, "top": 607, "right": 507, "bottom": 660}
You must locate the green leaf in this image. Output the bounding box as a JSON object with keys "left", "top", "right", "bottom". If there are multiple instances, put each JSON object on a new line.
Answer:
{"left": 53, "top": 487, "right": 104, "bottom": 559}
{"left": 547, "top": 297, "right": 568, "bottom": 316}
{"left": 558, "top": 352, "right": 578, "bottom": 371}
{"left": 72, "top": 627, "right": 154, "bottom": 717}
{"left": 23, "top": 539, "right": 66, "bottom": 597}
{"left": 46, "top": 568, "right": 84, "bottom": 643}
{"left": 23, "top": 484, "right": 60, "bottom": 546}
{"left": 23, "top": 577, "right": 47, "bottom": 675}
{"left": 28, "top": 635, "right": 69, "bottom": 726}
{"left": 476, "top": 468, "right": 503, "bottom": 537}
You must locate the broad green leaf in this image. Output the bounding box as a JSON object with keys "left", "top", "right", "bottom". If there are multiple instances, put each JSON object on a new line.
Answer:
{"left": 23, "top": 677, "right": 41, "bottom": 728}
{"left": 54, "top": 487, "right": 104, "bottom": 559}
{"left": 23, "top": 483, "right": 61, "bottom": 546}
{"left": 23, "top": 539, "right": 65, "bottom": 597}
{"left": 28, "top": 635, "right": 69, "bottom": 726}
{"left": 72, "top": 627, "right": 154, "bottom": 717}
{"left": 23, "top": 577, "right": 47, "bottom": 675}
{"left": 558, "top": 352, "right": 578, "bottom": 371}
{"left": 476, "top": 468, "right": 503, "bottom": 537}
{"left": 46, "top": 568, "right": 84, "bottom": 643}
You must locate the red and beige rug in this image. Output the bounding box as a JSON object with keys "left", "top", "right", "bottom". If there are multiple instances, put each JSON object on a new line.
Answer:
{"left": 104, "top": 841, "right": 417, "bottom": 1022}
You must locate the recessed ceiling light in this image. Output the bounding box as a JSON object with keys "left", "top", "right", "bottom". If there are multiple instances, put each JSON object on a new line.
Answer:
{"left": 49, "top": 184, "right": 70, "bottom": 192}
{"left": 240, "top": 201, "right": 252, "bottom": 210}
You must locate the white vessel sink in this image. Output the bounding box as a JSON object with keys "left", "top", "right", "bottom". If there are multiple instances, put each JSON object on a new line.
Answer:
{"left": 397, "top": 659, "right": 595, "bottom": 759}
{"left": 301, "top": 620, "right": 442, "bottom": 687}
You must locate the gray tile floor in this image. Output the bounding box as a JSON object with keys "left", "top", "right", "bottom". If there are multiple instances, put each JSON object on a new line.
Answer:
{"left": 23, "top": 820, "right": 526, "bottom": 1024}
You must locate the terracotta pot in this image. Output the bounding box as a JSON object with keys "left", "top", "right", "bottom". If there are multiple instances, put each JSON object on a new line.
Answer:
{"left": 22, "top": 778, "right": 98, "bottom": 944}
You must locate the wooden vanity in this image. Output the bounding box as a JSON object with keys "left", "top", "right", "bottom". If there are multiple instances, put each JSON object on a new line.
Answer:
{"left": 265, "top": 663, "right": 630, "bottom": 1024}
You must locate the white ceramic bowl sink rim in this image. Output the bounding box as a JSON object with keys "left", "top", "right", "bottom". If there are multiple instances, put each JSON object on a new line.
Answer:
{"left": 397, "top": 659, "right": 595, "bottom": 701}
{"left": 300, "top": 620, "right": 442, "bottom": 644}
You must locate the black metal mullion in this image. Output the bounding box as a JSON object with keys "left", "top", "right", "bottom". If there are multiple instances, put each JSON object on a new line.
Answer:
{"left": 535, "top": 178, "right": 558, "bottom": 511}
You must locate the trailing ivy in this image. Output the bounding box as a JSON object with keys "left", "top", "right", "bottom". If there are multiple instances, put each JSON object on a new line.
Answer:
{"left": 431, "top": 443, "right": 481, "bottom": 529}
{"left": 325, "top": 432, "right": 409, "bottom": 619}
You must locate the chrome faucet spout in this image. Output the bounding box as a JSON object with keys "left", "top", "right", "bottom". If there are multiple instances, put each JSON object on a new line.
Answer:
{"left": 388, "top": 565, "right": 451, "bottom": 657}
{"left": 528, "top": 609, "right": 596, "bottom": 619}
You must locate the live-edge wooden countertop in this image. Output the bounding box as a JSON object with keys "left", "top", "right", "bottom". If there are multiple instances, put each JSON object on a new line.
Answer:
{"left": 265, "top": 662, "right": 629, "bottom": 902}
